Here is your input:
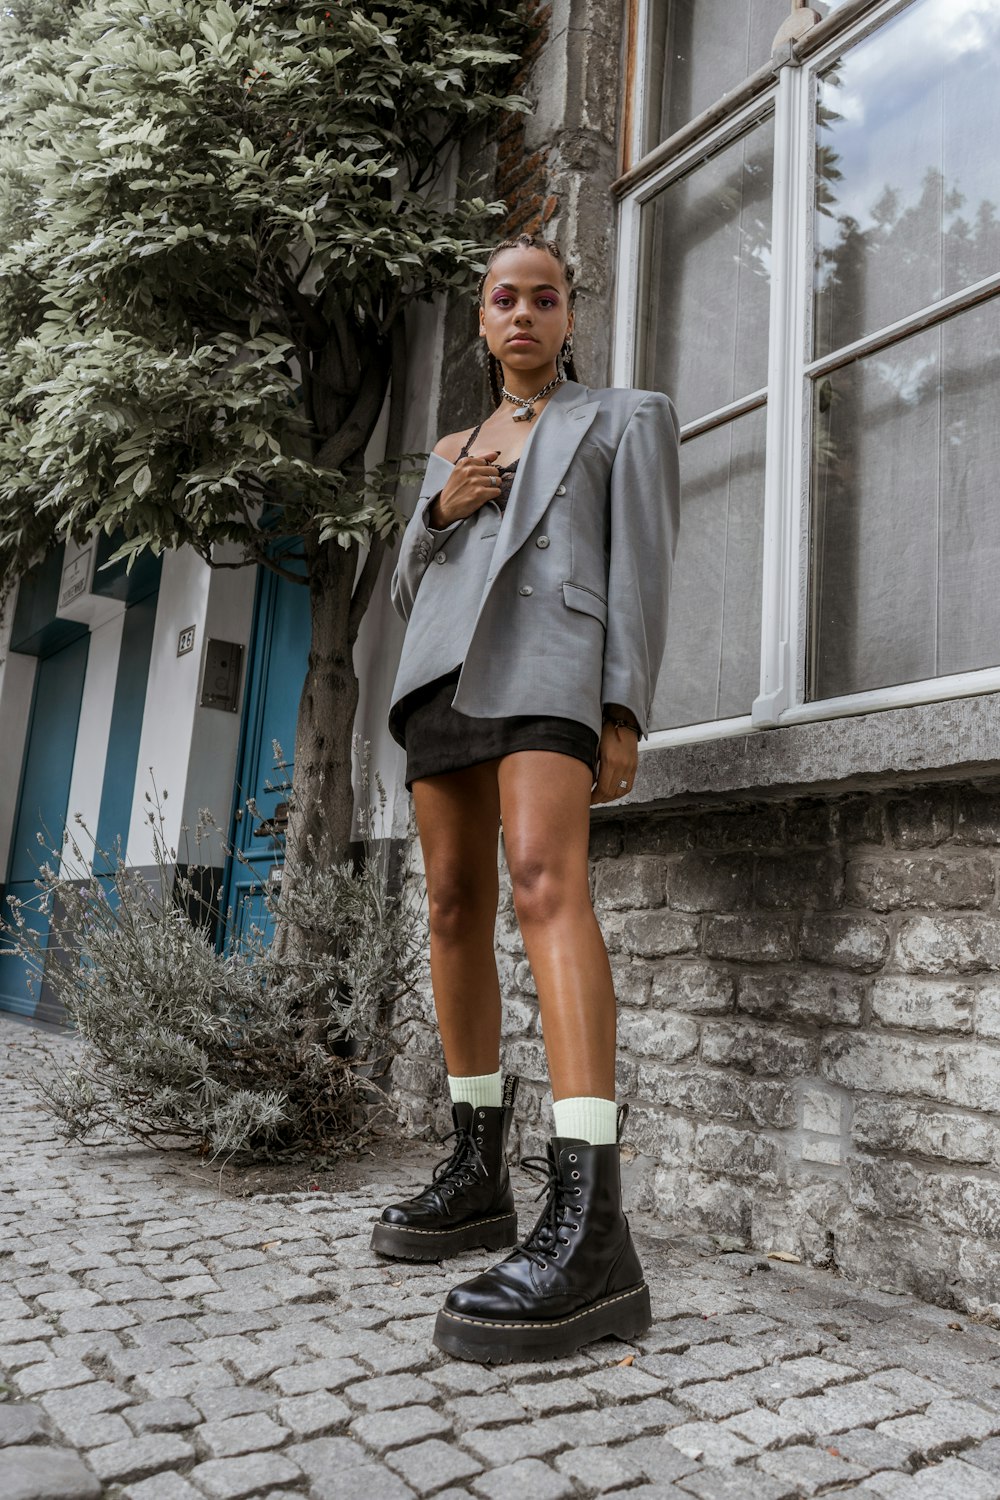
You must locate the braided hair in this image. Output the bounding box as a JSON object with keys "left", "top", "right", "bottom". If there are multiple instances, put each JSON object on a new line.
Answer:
{"left": 477, "top": 234, "right": 580, "bottom": 407}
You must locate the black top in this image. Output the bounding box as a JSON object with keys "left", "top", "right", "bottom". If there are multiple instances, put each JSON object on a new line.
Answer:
{"left": 457, "top": 422, "right": 519, "bottom": 511}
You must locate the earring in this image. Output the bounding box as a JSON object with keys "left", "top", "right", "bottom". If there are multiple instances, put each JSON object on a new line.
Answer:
{"left": 559, "top": 337, "right": 574, "bottom": 376}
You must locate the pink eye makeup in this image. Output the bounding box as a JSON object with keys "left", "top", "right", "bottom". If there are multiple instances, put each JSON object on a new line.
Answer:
{"left": 489, "top": 284, "right": 562, "bottom": 308}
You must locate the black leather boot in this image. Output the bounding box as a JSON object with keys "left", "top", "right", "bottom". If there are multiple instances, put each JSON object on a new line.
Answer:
{"left": 371, "top": 1078, "right": 519, "bottom": 1261}
{"left": 433, "top": 1108, "right": 651, "bottom": 1362}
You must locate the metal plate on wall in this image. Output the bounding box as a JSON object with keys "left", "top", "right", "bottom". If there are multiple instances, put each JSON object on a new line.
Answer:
{"left": 200, "top": 639, "right": 244, "bottom": 712}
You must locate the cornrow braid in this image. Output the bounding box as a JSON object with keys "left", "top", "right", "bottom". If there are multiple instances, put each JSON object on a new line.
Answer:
{"left": 478, "top": 233, "right": 580, "bottom": 405}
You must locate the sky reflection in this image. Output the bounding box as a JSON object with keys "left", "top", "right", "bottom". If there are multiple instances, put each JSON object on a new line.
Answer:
{"left": 817, "top": 0, "right": 1000, "bottom": 234}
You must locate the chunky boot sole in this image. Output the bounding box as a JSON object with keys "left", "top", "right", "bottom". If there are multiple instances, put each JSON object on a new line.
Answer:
{"left": 432, "top": 1280, "right": 652, "bottom": 1363}
{"left": 370, "top": 1210, "right": 518, "bottom": 1262}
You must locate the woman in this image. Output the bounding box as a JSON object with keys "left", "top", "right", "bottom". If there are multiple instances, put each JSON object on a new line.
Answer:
{"left": 373, "top": 234, "right": 680, "bottom": 1364}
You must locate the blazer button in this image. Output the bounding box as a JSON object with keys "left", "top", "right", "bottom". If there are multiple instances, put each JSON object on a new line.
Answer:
{"left": 519, "top": 585, "right": 533, "bottom": 596}
{"left": 435, "top": 551, "right": 447, "bottom": 564}
{"left": 555, "top": 484, "right": 566, "bottom": 496}
{"left": 535, "top": 535, "right": 550, "bottom": 549}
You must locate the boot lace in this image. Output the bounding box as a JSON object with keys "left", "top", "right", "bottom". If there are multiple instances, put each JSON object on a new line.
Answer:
{"left": 516, "top": 1154, "right": 582, "bottom": 1267}
{"left": 416, "top": 1123, "right": 485, "bottom": 1200}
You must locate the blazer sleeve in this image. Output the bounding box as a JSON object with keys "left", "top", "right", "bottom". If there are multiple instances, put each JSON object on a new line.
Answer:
{"left": 600, "top": 391, "right": 681, "bottom": 738}
{"left": 390, "top": 452, "right": 463, "bottom": 623}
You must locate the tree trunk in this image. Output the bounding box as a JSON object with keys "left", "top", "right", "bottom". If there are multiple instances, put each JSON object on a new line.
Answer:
{"left": 267, "top": 323, "right": 400, "bottom": 1040}
{"left": 271, "top": 533, "right": 359, "bottom": 1015}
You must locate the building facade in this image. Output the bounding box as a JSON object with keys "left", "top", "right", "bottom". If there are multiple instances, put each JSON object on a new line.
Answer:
{"left": 2, "top": 0, "right": 999, "bottom": 1314}
{"left": 391, "top": 0, "right": 1000, "bottom": 1318}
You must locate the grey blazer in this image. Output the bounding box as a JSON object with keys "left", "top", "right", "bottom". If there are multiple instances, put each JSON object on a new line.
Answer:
{"left": 388, "top": 379, "right": 680, "bottom": 745}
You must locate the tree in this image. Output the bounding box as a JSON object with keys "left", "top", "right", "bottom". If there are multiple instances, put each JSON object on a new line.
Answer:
{"left": 0, "top": 0, "right": 530, "bottom": 946}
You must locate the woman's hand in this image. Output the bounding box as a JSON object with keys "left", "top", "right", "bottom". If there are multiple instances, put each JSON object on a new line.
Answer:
{"left": 428, "top": 449, "right": 502, "bottom": 528}
{"left": 590, "top": 720, "right": 639, "bottom": 804}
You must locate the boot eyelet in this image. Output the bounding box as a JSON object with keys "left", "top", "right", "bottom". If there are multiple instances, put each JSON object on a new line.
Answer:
{"left": 574, "top": 1187, "right": 582, "bottom": 1195}
{"left": 568, "top": 1154, "right": 577, "bottom": 1163}
{"left": 571, "top": 1171, "right": 580, "bottom": 1180}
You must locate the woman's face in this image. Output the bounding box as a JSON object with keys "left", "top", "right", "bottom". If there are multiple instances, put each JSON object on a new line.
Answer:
{"left": 479, "top": 246, "right": 574, "bottom": 376}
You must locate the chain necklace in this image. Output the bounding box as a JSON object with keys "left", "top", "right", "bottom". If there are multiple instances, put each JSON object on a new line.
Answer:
{"left": 501, "top": 373, "right": 564, "bottom": 422}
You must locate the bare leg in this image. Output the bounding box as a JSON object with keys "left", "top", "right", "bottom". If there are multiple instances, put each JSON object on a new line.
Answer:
{"left": 497, "top": 751, "right": 616, "bottom": 1100}
{"left": 431, "top": 751, "right": 648, "bottom": 1361}
{"left": 411, "top": 761, "right": 503, "bottom": 1077}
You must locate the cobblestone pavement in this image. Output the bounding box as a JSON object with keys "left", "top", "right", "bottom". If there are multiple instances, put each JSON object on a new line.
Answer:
{"left": 4, "top": 1017, "right": 1000, "bottom": 1500}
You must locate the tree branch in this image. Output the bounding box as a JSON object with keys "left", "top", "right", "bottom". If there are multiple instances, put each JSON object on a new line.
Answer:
{"left": 257, "top": 554, "right": 309, "bottom": 586}
{"left": 314, "top": 344, "right": 390, "bottom": 472}
{"left": 200, "top": 543, "right": 308, "bottom": 587}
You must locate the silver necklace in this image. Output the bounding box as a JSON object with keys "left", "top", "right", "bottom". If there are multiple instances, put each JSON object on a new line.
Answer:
{"left": 501, "top": 373, "right": 564, "bottom": 422}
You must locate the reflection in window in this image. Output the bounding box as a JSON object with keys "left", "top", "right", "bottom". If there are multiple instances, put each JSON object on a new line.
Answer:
{"left": 651, "top": 408, "right": 766, "bottom": 730}
{"left": 639, "top": 119, "right": 774, "bottom": 423}
{"left": 809, "top": 300, "right": 1000, "bottom": 699}
{"left": 814, "top": 0, "right": 1000, "bottom": 357}
{"left": 643, "top": 0, "right": 849, "bottom": 145}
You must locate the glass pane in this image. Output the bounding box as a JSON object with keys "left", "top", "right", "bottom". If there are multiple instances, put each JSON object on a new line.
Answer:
{"left": 652, "top": 408, "right": 766, "bottom": 730}
{"left": 809, "top": 298, "right": 1000, "bottom": 700}
{"left": 639, "top": 118, "right": 774, "bottom": 424}
{"left": 815, "top": 0, "right": 1000, "bottom": 358}
{"left": 645, "top": 0, "right": 849, "bottom": 143}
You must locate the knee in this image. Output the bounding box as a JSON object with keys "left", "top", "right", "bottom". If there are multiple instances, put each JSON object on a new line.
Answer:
{"left": 427, "top": 871, "right": 493, "bottom": 944}
{"left": 509, "top": 856, "right": 581, "bottom": 928}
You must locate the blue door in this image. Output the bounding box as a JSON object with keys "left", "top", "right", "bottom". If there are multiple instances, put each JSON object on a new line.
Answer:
{"left": 222, "top": 560, "right": 310, "bottom": 949}
{"left": 0, "top": 634, "right": 90, "bottom": 1016}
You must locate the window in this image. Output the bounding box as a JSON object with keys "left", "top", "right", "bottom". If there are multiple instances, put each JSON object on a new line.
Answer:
{"left": 639, "top": 118, "right": 773, "bottom": 730}
{"left": 618, "top": 0, "right": 1000, "bottom": 744}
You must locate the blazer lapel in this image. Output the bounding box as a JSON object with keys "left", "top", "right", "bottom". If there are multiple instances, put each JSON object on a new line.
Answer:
{"left": 486, "top": 382, "right": 600, "bottom": 586}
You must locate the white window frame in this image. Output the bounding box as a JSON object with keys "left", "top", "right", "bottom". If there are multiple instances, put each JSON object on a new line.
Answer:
{"left": 615, "top": 0, "right": 1000, "bottom": 754}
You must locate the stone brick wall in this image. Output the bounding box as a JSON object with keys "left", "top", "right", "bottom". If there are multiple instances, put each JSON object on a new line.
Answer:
{"left": 495, "top": 3, "right": 557, "bottom": 239}
{"left": 390, "top": 778, "right": 1000, "bottom": 1319}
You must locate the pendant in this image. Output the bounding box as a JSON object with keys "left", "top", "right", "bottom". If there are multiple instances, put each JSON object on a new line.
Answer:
{"left": 512, "top": 406, "right": 534, "bottom": 422}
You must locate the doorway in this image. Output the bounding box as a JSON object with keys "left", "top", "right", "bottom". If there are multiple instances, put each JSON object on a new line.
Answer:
{"left": 0, "top": 635, "right": 90, "bottom": 1016}
{"left": 222, "top": 559, "right": 310, "bottom": 949}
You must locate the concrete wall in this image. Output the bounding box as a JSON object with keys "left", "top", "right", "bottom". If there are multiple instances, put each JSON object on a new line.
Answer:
{"left": 439, "top": 0, "right": 624, "bottom": 433}
{"left": 353, "top": 298, "right": 447, "bottom": 844}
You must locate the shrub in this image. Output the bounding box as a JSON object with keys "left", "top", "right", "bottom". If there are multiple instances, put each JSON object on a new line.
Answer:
{"left": 2, "top": 759, "right": 424, "bottom": 1161}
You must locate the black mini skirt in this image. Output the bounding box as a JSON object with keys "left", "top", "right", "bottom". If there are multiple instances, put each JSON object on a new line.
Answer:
{"left": 399, "top": 668, "right": 599, "bottom": 790}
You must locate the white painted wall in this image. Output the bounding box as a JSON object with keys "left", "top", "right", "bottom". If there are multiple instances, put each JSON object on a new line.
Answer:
{"left": 64, "top": 607, "right": 126, "bottom": 859}
{"left": 127, "top": 550, "right": 211, "bottom": 865}
{"left": 121, "top": 546, "right": 255, "bottom": 872}
{"left": 180, "top": 550, "right": 257, "bottom": 870}
{"left": 0, "top": 585, "right": 37, "bottom": 880}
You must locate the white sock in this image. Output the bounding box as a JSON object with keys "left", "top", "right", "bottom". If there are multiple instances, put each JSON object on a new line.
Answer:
{"left": 448, "top": 1070, "right": 502, "bottom": 1109}
{"left": 552, "top": 1096, "right": 618, "bottom": 1145}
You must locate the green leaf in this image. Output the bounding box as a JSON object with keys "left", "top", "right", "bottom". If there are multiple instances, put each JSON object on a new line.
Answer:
{"left": 0, "top": 0, "right": 533, "bottom": 641}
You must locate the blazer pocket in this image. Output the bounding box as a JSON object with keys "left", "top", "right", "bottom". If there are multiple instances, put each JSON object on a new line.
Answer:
{"left": 562, "top": 580, "right": 608, "bottom": 626}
